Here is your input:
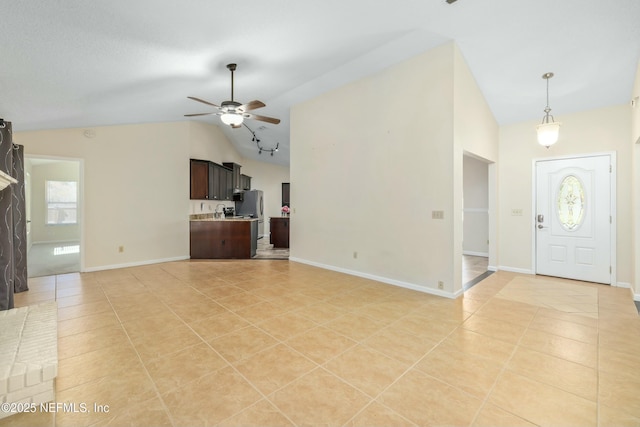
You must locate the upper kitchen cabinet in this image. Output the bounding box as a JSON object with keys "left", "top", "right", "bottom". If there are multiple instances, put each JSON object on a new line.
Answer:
{"left": 240, "top": 174, "right": 251, "bottom": 191}
{"left": 209, "top": 162, "right": 233, "bottom": 200}
{"left": 190, "top": 159, "right": 235, "bottom": 200}
{"left": 190, "top": 159, "right": 210, "bottom": 199}
{"left": 223, "top": 162, "right": 242, "bottom": 194}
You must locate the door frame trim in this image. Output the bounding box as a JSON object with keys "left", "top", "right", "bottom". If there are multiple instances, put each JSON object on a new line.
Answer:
{"left": 531, "top": 151, "right": 617, "bottom": 285}
{"left": 24, "top": 154, "right": 85, "bottom": 274}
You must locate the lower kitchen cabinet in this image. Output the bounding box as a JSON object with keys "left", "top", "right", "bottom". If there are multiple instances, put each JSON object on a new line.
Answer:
{"left": 190, "top": 220, "right": 257, "bottom": 259}
{"left": 270, "top": 217, "right": 290, "bottom": 248}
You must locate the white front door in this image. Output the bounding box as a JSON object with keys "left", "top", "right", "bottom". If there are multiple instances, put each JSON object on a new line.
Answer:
{"left": 535, "top": 154, "right": 612, "bottom": 284}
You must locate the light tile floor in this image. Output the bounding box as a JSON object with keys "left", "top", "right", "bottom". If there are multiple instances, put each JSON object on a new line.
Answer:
{"left": 27, "top": 242, "right": 81, "bottom": 278}
{"left": 462, "top": 255, "right": 489, "bottom": 285}
{"left": 4, "top": 260, "right": 640, "bottom": 426}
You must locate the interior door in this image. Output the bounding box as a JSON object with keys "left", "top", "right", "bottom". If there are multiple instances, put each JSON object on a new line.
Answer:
{"left": 535, "top": 155, "right": 612, "bottom": 284}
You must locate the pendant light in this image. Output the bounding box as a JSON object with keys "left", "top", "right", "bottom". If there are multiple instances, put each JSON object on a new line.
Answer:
{"left": 536, "top": 72, "right": 561, "bottom": 148}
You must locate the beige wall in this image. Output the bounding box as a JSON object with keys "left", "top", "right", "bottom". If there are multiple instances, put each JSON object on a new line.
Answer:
{"left": 16, "top": 120, "right": 289, "bottom": 271}
{"left": 290, "top": 42, "right": 498, "bottom": 296}
{"left": 16, "top": 122, "right": 191, "bottom": 270}
{"left": 453, "top": 44, "right": 500, "bottom": 279}
{"left": 632, "top": 61, "right": 640, "bottom": 298}
{"left": 499, "top": 104, "right": 633, "bottom": 286}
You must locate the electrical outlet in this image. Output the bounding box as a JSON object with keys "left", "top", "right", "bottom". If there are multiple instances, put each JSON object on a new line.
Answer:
{"left": 438, "top": 281, "right": 444, "bottom": 290}
{"left": 118, "top": 246, "right": 124, "bottom": 253}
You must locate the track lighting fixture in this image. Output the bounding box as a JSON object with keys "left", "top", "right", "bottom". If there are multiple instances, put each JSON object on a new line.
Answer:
{"left": 243, "top": 123, "right": 279, "bottom": 156}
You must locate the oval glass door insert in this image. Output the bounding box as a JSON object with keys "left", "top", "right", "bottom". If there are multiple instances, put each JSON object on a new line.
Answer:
{"left": 557, "top": 175, "right": 585, "bottom": 231}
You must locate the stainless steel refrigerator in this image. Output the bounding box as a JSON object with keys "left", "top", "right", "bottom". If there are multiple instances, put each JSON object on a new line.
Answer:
{"left": 235, "top": 190, "right": 264, "bottom": 238}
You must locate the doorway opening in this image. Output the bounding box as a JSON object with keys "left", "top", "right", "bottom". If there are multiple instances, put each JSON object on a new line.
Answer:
{"left": 463, "top": 153, "right": 493, "bottom": 288}
{"left": 25, "top": 156, "right": 83, "bottom": 277}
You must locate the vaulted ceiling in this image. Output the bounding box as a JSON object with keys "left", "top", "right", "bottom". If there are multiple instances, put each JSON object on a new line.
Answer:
{"left": 2, "top": 0, "right": 639, "bottom": 165}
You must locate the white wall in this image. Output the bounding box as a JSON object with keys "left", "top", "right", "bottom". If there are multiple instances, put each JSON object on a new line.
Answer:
{"left": 499, "top": 104, "right": 633, "bottom": 286}
{"left": 16, "top": 120, "right": 289, "bottom": 271}
{"left": 290, "top": 42, "right": 498, "bottom": 296}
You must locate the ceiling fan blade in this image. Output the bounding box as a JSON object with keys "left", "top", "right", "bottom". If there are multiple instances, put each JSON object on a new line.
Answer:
{"left": 247, "top": 113, "right": 281, "bottom": 125}
{"left": 184, "top": 112, "right": 217, "bottom": 117}
{"left": 238, "top": 100, "right": 266, "bottom": 112}
{"left": 187, "top": 96, "right": 220, "bottom": 108}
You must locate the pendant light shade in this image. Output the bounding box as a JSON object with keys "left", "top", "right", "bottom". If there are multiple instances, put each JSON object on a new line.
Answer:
{"left": 536, "top": 72, "right": 561, "bottom": 148}
{"left": 536, "top": 121, "right": 561, "bottom": 147}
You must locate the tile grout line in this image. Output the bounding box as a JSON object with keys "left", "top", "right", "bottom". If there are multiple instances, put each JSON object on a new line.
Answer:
{"left": 340, "top": 289, "right": 499, "bottom": 426}
{"left": 101, "top": 275, "right": 180, "bottom": 427}
{"left": 466, "top": 296, "right": 541, "bottom": 427}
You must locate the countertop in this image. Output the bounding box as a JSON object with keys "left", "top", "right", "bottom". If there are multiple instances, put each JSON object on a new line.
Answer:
{"left": 190, "top": 214, "right": 257, "bottom": 222}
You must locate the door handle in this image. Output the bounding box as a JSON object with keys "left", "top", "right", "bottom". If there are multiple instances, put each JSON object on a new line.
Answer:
{"left": 537, "top": 224, "right": 548, "bottom": 229}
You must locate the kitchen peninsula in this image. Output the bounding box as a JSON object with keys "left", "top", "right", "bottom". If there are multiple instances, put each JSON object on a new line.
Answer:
{"left": 190, "top": 214, "right": 258, "bottom": 259}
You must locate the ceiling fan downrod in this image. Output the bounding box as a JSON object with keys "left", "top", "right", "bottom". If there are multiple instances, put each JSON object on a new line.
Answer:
{"left": 227, "top": 63, "right": 237, "bottom": 102}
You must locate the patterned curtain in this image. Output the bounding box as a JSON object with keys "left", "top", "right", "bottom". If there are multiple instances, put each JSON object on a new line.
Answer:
{"left": 12, "top": 144, "right": 28, "bottom": 293}
{"left": 0, "top": 121, "right": 28, "bottom": 310}
{"left": 0, "top": 120, "right": 15, "bottom": 310}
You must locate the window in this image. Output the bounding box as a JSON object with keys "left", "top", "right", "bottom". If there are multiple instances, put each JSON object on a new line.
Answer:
{"left": 46, "top": 180, "right": 78, "bottom": 225}
{"left": 557, "top": 175, "right": 585, "bottom": 231}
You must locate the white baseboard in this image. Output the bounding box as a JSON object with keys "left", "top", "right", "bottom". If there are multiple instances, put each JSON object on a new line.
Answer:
{"left": 614, "top": 281, "right": 631, "bottom": 289}
{"left": 31, "top": 239, "right": 79, "bottom": 246}
{"left": 289, "top": 257, "right": 460, "bottom": 299}
{"left": 463, "top": 251, "right": 489, "bottom": 257}
{"left": 497, "top": 265, "right": 535, "bottom": 275}
{"left": 82, "top": 255, "right": 190, "bottom": 273}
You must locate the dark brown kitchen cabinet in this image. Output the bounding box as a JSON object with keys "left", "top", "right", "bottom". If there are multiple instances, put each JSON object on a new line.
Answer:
{"left": 190, "top": 159, "right": 210, "bottom": 199}
{"left": 190, "top": 220, "right": 257, "bottom": 259}
{"left": 223, "top": 162, "right": 242, "bottom": 194}
{"left": 240, "top": 174, "right": 251, "bottom": 191}
{"left": 270, "top": 217, "right": 290, "bottom": 248}
{"left": 225, "top": 167, "right": 234, "bottom": 199}
{"left": 208, "top": 162, "right": 233, "bottom": 200}
{"left": 190, "top": 159, "right": 235, "bottom": 201}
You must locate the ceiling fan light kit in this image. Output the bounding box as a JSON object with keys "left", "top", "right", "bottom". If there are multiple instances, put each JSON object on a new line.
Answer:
{"left": 536, "top": 72, "right": 561, "bottom": 148}
{"left": 185, "top": 63, "right": 280, "bottom": 130}
{"left": 220, "top": 112, "right": 243, "bottom": 126}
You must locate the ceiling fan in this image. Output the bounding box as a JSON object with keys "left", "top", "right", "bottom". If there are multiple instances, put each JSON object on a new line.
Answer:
{"left": 185, "top": 63, "right": 280, "bottom": 129}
